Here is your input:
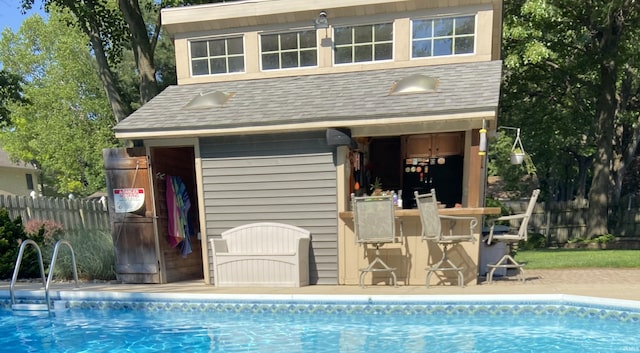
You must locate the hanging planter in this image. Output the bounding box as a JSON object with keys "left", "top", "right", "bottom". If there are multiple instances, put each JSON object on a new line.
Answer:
{"left": 509, "top": 128, "right": 525, "bottom": 165}
{"left": 510, "top": 150, "right": 525, "bottom": 165}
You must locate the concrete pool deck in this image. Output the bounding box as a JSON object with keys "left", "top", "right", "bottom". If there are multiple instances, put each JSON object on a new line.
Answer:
{"left": 3, "top": 268, "right": 640, "bottom": 302}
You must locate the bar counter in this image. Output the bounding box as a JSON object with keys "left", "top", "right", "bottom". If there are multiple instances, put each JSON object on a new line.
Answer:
{"left": 338, "top": 207, "right": 501, "bottom": 219}
{"left": 337, "top": 207, "right": 501, "bottom": 287}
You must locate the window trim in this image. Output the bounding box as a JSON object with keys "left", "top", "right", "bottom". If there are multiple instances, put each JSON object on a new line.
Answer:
{"left": 332, "top": 22, "right": 395, "bottom": 66}
{"left": 189, "top": 35, "right": 247, "bottom": 77}
{"left": 259, "top": 29, "right": 319, "bottom": 72}
{"left": 410, "top": 14, "right": 477, "bottom": 60}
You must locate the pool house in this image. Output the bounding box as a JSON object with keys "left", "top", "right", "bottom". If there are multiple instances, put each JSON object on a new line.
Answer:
{"left": 105, "top": 0, "right": 504, "bottom": 286}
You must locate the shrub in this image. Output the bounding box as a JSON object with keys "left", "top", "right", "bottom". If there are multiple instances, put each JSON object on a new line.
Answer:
{"left": 485, "top": 197, "right": 511, "bottom": 226}
{"left": 24, "top": 219, "right": 65, "bottom": 247}
{"left": 519, "top": 232, "right": 547, "bottom": 250}
{"left": 567, "top": 234, "right": 615, "bottom": 244}
{"left": 0, "top": 210, "right": 115, "bottom": 281}
{"left": 485, "top": 197, "right": 510, "bottom": 217}
{"left": 0, "top": 208, "right": 42, "bottom": 279}
{"left": 49, "top": 229, "right": 116, "bottom": 281}
{"left": 592, "top": 234, "right": 615, "bottom": 244}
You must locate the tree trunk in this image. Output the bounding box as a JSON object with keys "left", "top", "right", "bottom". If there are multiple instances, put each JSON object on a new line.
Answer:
{"left": 586, "top": 41, "right": 620, "bottom": 237}
{"left": 613, "top": 65, "right": 640, "bottom": 204}
{"left": 118, "top": 0, "right": 158, "bottom": 105}
{"left": 575, "top": 154, "right": 591, "bottom": 199}
{"left": 85, "top": 23, "right": 132, "bottom": 123}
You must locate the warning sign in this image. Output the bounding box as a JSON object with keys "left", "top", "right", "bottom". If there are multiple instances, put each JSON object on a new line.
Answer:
{"left": 113, "top": 188, "right": 145, "bottom": 213}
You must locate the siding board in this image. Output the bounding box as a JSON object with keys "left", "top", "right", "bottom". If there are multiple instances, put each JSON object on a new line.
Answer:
{"left": 200, "top": 132, "right": 338, "bottom": 284}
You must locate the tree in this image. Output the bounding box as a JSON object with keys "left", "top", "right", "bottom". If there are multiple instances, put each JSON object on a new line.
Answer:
{"left": 0, "top": 11, "right": 118, "bottom": 196}
{"left": 21, "top": 0, "right": 133, "bottom": 122}
{"left": 500, "top": 0, "right": 640, "bottom": 237}
{"left": 0, "top": 70, "right": 28, "bottom": 126}
{"left": 20, "top": 0, "right": 229, "bottom": 121}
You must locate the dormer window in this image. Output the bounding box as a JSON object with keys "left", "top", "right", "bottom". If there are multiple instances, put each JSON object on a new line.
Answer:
{"left": 411, "top": 15, "right": 475, "bottom": 58}
{"left": 190, "top": 36, "right": 245, "bottom": 76}
{"left": 260, "top": 30, "right": 317, "bottom": 70}
{"left": 333, "top": 23, "right": 393, "bottom": 64}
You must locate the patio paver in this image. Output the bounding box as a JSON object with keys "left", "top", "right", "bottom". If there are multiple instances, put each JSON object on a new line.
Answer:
{"left": 2, "top": 268, "right": 639, "bottom": 302}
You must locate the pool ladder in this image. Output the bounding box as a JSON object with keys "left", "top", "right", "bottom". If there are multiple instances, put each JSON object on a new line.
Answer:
{"left": 9, "top": 239, "right": 79, "bottom": 313}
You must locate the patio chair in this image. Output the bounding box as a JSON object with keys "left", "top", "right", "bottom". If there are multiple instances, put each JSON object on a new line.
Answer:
{"left": 415, "top": 189, "right": 477, "bottom": 287}
{"left": 485, "top": 189, "right": 540, "bottom": 283}
{"left": 351, "top": 193, "right": 402, "bottom": 287}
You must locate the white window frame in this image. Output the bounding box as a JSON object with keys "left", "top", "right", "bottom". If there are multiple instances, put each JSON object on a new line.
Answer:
{"left": 332, "top": 22, "right": 394, "bottom": 65}
{"left": 189, "top": 36, "right": 246, "bottom": 76}
{"left": 410, "top": 15, "right": 476, "bottom": 59}
{"left": 259, "top": 29, "right": 319, "bottom": 71}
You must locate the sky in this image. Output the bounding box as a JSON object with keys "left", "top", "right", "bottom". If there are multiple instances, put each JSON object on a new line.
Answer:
{"left": 0, "top": 0, "right": 46, "bottom": 33}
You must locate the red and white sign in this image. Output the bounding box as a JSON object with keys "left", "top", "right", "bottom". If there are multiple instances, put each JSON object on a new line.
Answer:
{"left": 113, "top": 188, "right": 145, "bottom": 213}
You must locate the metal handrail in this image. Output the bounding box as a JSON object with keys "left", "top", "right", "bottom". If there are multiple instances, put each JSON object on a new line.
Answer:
{"left": 10, "top": 239, "right": 79, "bottom": 312}
{"left": 10, "top": 239, "right": 47, "bottom": 307}
{"left": 46, "top": 240, "right": 79, "bottom": 309}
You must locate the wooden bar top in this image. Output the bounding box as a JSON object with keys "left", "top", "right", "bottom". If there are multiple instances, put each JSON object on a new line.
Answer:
{"left": 339, "top": 207, "right": 501, "bottom": 219}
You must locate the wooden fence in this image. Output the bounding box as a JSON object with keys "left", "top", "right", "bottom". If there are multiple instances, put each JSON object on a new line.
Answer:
{"left": 503, "top": 197, "right": 640, "bottom": 243}
{"left": 4, "top": 193, "right": 640, "bottom": 241}
{"left": 0, "top": 195, "right": 110, "bottom": 231}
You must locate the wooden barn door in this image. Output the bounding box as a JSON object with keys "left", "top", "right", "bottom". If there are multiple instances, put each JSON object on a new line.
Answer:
{"left": 103, "top": 147, "right": 161, "bottom": 283}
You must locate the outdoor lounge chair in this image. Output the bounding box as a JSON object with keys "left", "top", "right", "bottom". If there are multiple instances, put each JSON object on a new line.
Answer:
{"left": 351, "top": 193, "right": 402, "bottom": 287}
{"left": 485, "top": 188, "right": 540, "bottom": 283}
{"left": 415, "top": 189, "right": 477, "bottom": 287}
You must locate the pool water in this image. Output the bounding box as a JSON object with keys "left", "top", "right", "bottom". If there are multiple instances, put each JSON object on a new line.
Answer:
{"left": 1, "top": 302, "right": 640, "bottom": 353}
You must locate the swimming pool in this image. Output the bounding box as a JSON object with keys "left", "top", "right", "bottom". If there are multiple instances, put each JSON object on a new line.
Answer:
{"left": 2, "top": 291, "right": 640, "bottom": 353}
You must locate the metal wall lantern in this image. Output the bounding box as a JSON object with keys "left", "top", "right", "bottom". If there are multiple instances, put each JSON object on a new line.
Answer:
{"left": 314, "top": 10, "right": 328, "bottom": 30}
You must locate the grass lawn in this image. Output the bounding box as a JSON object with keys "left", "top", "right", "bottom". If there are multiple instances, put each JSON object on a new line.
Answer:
{"left": 515, "top": 249, "right": 640, "bottom": 269}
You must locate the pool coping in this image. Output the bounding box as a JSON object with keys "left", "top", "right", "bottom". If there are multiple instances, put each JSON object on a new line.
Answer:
{"left": 3, "top": 289, "right": 640, "bottom": 312}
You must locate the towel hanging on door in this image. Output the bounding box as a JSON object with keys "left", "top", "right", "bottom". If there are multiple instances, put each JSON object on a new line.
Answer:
{"left": 166, "top": 175, "right": 193, "bottom": 257}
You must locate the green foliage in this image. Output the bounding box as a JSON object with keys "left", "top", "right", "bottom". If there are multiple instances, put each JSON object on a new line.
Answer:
{"left": 487, "top": 131, "right": 538, "bottom": 197}
{"left": 594, "top": 234, "right": 616, "bottom": 244}
{"left": 0, "top": 70, "right": 28, "bottom": 125}
{"left": 567, "top": 234, "right": 615, "bottom": 244}
{"left": 370, "top": 177, "right": 383, "bottom": 191}
{"left": 21, "top": 0, "right": 129, "bottom": 66}
{"left": 0, "top": 11, "right": 119, "bottom": 197}
{"left": 0, "top": 208, "right": 43, "bottom": 279}
{"left": 518, "top": 232, "right": 547, "bottom": 250}
{"left": 46, "top": 229, "right": 115, "bottom": 281}
{"left": 0, "top": 212, "right": 115, "bottom": 281}
{"left": 484, "top": 197, "right": 510, "bottom": 225}
{"left": 501, "top": 0, "right": 640, "bottom": 236}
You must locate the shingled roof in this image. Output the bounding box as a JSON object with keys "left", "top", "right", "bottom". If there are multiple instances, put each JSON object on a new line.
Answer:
{"left": 114, "top": 60, "right": 502, "bottom": 139}
{"left": 0, "top": 148, "right": 37, "bottom": 170}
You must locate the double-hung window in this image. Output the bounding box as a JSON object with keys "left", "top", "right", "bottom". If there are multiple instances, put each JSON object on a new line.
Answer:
{"left": 412, "top": 15, "right": 475, "bottom": 58}
{"left": 333, "top": 23, "right": 393, "bottom": 64}
{"left": 25, "top": 173, "right": 34, "bottom": 190}
{"left": 260, "top": 30, "right": 317, "bottom": 70}
{"left": 190, "top": 37, "right": 245, "bottom": 76}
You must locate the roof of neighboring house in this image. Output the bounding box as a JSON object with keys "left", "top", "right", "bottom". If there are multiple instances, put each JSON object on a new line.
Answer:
{"left": 0, "top": 148, "right": 37, "bottom": 171}
{"left": 114, "top": 60, "right": 502, "bottom": 139}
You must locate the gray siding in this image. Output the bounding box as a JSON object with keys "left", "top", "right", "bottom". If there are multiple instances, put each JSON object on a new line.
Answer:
{"left": 200, "top": 132, "right": 338, "bottom": 284}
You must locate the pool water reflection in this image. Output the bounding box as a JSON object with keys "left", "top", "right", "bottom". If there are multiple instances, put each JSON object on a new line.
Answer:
{"left": 1, "top": 293, "right": 639, "bottom": 353}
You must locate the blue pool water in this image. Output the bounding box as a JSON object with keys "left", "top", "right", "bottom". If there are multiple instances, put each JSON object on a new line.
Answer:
{"left": 2, "top": 294, "right": 640, "bottom": 353}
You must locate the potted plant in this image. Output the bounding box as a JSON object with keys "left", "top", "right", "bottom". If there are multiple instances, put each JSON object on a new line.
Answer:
{"left": 510, "top": 147, "right": 525, "bottom": 165}
{"left": 370, "top": 177, "right": 383, "bottom": 196}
